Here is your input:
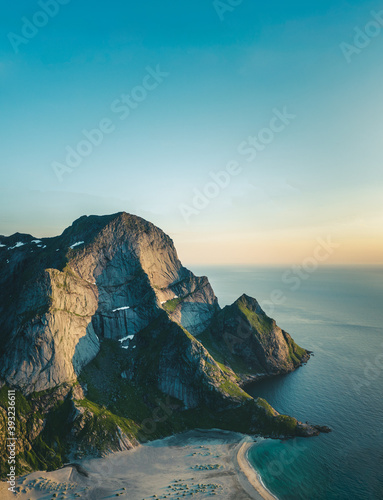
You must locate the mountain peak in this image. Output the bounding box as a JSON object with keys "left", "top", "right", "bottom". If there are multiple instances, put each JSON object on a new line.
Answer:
{"left": 0, "top": 214, "right": 322, "bottom": 478}
{"left": 0, "top": 212, "right": 219, "bottom": 393}
{"left": 61, "top": 212, "right": 168, "bottom": 246}
{"left": 233, "top": 293, "right": 263, "bottom": 316}
{"left": 200, "top": 291, "right": 309, "bottom": 379}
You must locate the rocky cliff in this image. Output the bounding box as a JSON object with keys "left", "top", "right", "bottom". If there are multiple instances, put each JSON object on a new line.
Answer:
{"left": 198, "top": 294, "right": 310, "bottom": 384}
{"left": 0, "top": 212, "right": 324, "bottom": 478}
{"left": 0, "top": 213, "right": 218, "bottom": 394}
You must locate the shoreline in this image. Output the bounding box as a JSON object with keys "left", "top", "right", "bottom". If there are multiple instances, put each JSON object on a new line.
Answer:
{"left": 236, "top": 440, "right": 279, "bottom": 500}
{"left": 0, "top": 429, "right": 278, "bottom": 500}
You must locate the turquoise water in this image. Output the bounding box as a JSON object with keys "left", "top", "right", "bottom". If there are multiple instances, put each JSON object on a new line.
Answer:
{"left": 192, "top": 266, "right": 383, "bottom": 500}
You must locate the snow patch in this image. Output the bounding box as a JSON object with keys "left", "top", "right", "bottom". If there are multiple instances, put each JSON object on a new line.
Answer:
{"left": 113, "top": 306, "right": 130, "bottom": 312}
{"left": 8, "top": 242, "right": 25, "bottom": 250}
{"left": 121, "top": 346, "right": 130, "bottom": 349}
{"left": 85, "top": 279, "right": 97, "bottom": 285}
{"left": 31, "top": 240, "right": 42, "bottom": 244}
{"left": 0, "top": 244, "right": 6, "bottom": 248}
{"left": 118, "top": 335, "right": 135, "bottom": 343}
{"left": 69, "top": 241, "right": 84, "bottom": 249}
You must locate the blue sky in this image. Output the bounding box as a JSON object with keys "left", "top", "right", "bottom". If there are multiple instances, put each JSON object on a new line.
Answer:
{"left": 0, "top": 0, "right": 382, "bottom": 265}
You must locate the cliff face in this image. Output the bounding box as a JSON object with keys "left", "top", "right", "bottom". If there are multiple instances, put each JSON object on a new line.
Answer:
{"left": 0, "top": 212, "right": 322, "bottom": 478}
{"left": 199, "top": 294, "right": 310, "bottom": 383}
{"left": 0, "top": 213, "right": 219, "bottom": 394}
{"left": 123, "top": 314, "right": 250, "bottom": 410}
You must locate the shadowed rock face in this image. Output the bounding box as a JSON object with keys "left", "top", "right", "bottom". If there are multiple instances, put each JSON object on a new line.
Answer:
{"left": 0, "top": 213, "right": 324, "bottom": 476}
{"left": 1, "top": 268, "right": 100, "bottom": 393}
{"left": 0, "top": 213, "right": 309, "bottom": 400}
{"left": 124, "top": 315, "right": 235, "bottom": 411}
{"left": 167, "top": 275, "right": 219, "bottom": 336}
{"left": 0, "top": 213, "right": 219, "bottom": 394}
{"left": 198, "top": 294, "right": 310, "bottom": 382}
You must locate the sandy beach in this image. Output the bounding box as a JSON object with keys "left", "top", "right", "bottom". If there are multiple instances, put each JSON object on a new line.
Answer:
{"left": 0, "top": 429, "right": 277, "bottom": 500}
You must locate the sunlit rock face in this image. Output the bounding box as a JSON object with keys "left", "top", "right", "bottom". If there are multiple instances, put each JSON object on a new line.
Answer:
{"left": 0, "top": 213, "right": 219, "bottom": 393}
{"left": 0, "top": 213, "right": 319, "bottom": 473}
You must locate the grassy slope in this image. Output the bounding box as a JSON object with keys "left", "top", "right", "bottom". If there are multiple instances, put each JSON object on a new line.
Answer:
{"left": 198, "top": 297, "right": 309, "bottom": 379}
{"left": 0, "top": 329, "right": 303, "bottom": 479}
{"left": 237, "top": 296, "right": 308, "bottom": 367}
{"left": 0, "top": 276, "right": 309, "bottom": 478}
{"left": 78, "top": 337, "right": 299, "bottom": 441}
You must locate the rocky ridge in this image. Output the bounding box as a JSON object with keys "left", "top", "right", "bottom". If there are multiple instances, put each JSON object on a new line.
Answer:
{"left": 0, "top": 213, "right": 325, "bottom": 478}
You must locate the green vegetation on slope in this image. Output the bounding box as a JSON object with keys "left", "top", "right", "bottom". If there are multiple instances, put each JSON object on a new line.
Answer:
{"left": 286, "top": 336, "right": 308, "bottom": 366}
{"left": 162, "top": 297, "right": 183, "bottom": 313}
{"left": 236, "top": 299, "right": 274, "bottom": 338}
{"left": 78, "top": 335, "right": 302, "bottom": 442}
{"left": 197, "top": 327, "right": 262, "bottom": 376}
{"left": 198, "top": 295, "right": 309, "bottom": 379}
{"left": 0, "top": 331, "right": 307, "bottom": 480}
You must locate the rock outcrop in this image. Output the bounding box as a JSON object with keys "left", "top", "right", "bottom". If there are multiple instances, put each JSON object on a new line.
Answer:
{"left": 124, "top": 313, "right": 249, "bottom": 410}
{"left": 198, "top": 294, "right": 310, "bottom": 383}
{"left": 0, "top": 212, "right": 324, "bottom": 478}
{"left": 1, "top": 268, "right": 100, "bottom": 393}
{"left": 0, "top": 213, "right": 219, "bottom": 393}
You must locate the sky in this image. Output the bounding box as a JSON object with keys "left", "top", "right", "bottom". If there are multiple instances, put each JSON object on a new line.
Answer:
{"left": 0, "top": 0, "right": 382, "bottom": 266}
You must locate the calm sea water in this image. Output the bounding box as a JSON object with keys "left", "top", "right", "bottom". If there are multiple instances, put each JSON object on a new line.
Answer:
{"left": 192, "top": 266, "right": 383, "bottom": 500}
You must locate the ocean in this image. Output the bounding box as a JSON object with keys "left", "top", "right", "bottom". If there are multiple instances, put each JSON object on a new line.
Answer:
{"left": 192, "top": 266, "right": 383, "bottom": 500}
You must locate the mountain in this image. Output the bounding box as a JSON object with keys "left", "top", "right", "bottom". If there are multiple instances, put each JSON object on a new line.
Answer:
{"left": 0, "top": 213, "right": 326, "bottom": 477}
{"left": 0, "top": 213, "right": 218, "bottom": 394}
{"left": 198, "top": 294, "right": 311, "bottom": 384}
